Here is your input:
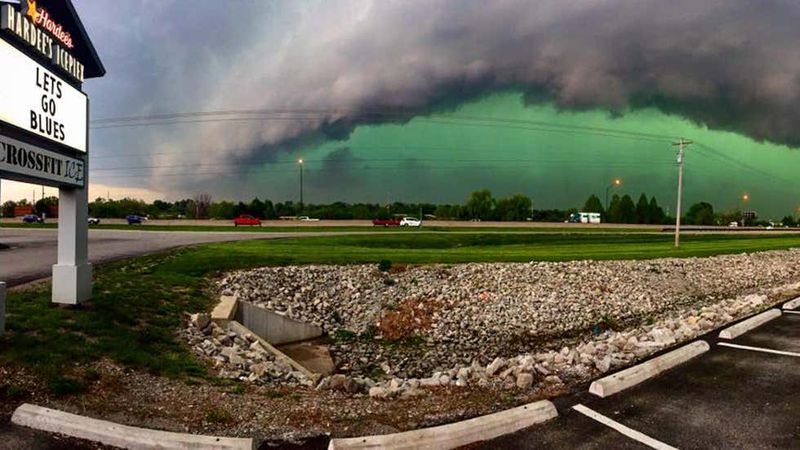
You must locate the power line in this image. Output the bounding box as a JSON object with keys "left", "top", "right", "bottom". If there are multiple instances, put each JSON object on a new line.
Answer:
{"left": 692, "top": 141, "right": 796, "bottom": 185}
{"left": 88, "top": 141, "right": 667, "bottom": 159}
{"left": 90, "top": 156, "right": 669, "bottom": 172}
{"left": 90, "top": 160, "right": 673, "bottom": 179}
{"left": 88, "top": 108, "right": 674, "bottom": 143}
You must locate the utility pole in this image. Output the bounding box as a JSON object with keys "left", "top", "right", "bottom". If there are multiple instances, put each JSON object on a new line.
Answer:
{"left": 672, "top": 138, "right": 692, "bottom": 247}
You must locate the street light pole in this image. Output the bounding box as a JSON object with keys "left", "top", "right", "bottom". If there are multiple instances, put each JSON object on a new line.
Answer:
{"left": 297, "top": 158, "right": 304, "bottom": 208}
{"left": 740, "top": 193, "right": 749, "bottom": 226}
{"left": 605, "top": 178, "right": 622, "bottom": 211}
{"left": 672, "top": 138, "right": 692, "bottom": 248}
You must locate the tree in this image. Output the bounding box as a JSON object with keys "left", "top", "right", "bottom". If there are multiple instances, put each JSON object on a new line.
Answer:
{"left": 35, "top": 196, "right": 59, "bottom": 217}
{"left": 2, "top": 200, "right": 16, "bottom": 218}
{"left": 494, "top": 194, "right": 532, "bottom": 221}
{"left": 194, "top": 193, "right": 212, "bottom": 219}
{"left": 607, "top": 194, "right": 622, "bottom": 223}
{"left": 617, "top": 194, "right": 637, "bottom": 223}
{"left": 781, "top": 216, "right": 796, "bottom": 227}
{"left": 648, "top": 197, "right": 665, "bottom": 224}
{"left": 209, "top": 201, "right": 236, "bottom": 219}
{"left": 636, "top": 194, "right": 650, "bottom": 224}
{"left": 465, "top": 189, "right": 494, "bottom": 220}
{"left": 261, "top": 199, "right": 276, "bottom": 219}
{"left": 685, "top": 202, "right": 715, "bottom": 225}
{"left": 582, "top": 195, "right": 604, "bottom": 214}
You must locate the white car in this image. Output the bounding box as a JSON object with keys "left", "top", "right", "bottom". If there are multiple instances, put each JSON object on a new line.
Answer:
{"left": 298, "top": 216, "right": 320, "bottom": 222}
{"left": 88, "top": 217, "right": 100, "bottom": 225}
{"left": 400, "top": 217, "right": 422, "bottom": 227}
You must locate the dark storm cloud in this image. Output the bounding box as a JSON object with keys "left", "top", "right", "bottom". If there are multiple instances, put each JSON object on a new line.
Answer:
{"left": 307, "top": 147, "right": 364, "bottom": 189}
{"left": 79, "top": 0, "right": 800, "bottom": 189}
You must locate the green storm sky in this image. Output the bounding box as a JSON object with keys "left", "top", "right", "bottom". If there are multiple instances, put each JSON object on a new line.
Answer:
{"left": 238, "top": 92, "right": 799, "bottom": 219}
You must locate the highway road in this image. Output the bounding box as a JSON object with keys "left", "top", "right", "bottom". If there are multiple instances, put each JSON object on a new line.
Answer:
{"left": 0, "top": 228, "right": 294, "bottom": 287}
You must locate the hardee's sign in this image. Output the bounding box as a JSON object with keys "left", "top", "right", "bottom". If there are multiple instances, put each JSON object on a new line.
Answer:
{"left": 25, "top": 0, "right": 75, "bottom": 49}
{"left": 0, "top": 1, "right": 84, "bottom": 83}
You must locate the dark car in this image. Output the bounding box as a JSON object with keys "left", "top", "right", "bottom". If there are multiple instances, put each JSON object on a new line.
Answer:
{"left": 126, "top": 214, "right": 145, "bottom": 225}
{"left": 22, "top": 214, "right": 43, "bottom": 224}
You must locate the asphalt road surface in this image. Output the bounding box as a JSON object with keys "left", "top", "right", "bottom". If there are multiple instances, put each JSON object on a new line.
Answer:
{"left": 0, "top": 227, "right": 299, "bottom": 287}
{"left": 482, "top": 307, "right": 800, "bottom": 449}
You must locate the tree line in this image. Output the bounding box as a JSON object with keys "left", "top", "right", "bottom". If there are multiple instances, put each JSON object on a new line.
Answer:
{"left": 1, "top": 190, "right": 795, "bottom": 226}
{"left": 581, "top": 193, "right": 668, "bottom": 224}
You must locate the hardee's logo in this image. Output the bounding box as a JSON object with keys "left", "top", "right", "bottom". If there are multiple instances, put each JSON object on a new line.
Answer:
{"left": 24, "top": 0, "right": 74, "bottom": 49}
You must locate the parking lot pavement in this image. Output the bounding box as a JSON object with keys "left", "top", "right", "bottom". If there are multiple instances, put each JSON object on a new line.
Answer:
{"left": 480, "top": 403, "right": 648, "bottom": 449}
{"left": 480, "top": 311, "right": 800, "bottom": 449}
{"left": 732, "top": 313, "right": 800, "bottom": 353}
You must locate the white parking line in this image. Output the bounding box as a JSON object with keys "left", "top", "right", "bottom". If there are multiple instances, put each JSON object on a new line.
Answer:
{"left": 718, "top": 342, "right": 800, "bottom": 358}
{"left": 572, "top": 404, "right": 678, "bottom": 450}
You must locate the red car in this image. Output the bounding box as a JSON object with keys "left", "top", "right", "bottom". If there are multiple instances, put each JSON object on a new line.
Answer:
{"left": 233, "top": 215, "right": 261, "bottom": 226}
{"left": 372, "top": 218, "right": 401, "bottom": 227}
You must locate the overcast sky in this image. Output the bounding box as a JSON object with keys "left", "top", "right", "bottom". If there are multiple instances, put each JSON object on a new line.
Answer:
{"left": 4, "top": 0, "right": 800, "bottom": 217}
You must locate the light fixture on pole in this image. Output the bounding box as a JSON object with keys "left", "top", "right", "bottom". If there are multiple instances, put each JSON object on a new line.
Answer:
{"left": 605, "top": 178, "right": 622, "bottom": 211}
{"left": 672, "top": 138, "right": 692, "bottom": 248}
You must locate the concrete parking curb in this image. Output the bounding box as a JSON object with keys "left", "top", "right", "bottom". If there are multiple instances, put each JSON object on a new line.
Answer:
{"left": 719, "top": 309, "right": 782, "bottom": 339}
{"left": 11, "top": 403, "right": 254, "bottom": 449}
{"left": 589, "top": 340, "right": 710, "bottom": 398}
{"left": 783, "top": 297, "right": 800, "bottom": 310}
{"left": 327, "top": 399, "right": 557, "bottom": 450}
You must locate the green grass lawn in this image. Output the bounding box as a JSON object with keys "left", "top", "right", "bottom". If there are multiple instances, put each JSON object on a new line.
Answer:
{"left": 3, "top": 232, "right": 800, "bottom": 395}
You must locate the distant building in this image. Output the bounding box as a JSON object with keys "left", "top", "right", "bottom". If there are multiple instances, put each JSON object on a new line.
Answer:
{"left": 11, "top": 204, "right": 58, "bottom": 218}
{"left": 14, "top": 205, "right": 34, "bottom": 217}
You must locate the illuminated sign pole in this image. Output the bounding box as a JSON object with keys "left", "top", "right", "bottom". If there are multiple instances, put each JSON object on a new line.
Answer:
{"left": 0, "top": 1, "right": 104, "bottom": 306}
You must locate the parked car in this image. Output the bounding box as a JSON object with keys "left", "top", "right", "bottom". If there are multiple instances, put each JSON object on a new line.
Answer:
{"left": 728, "top": 221, "right": 739, "bottom": 227}
{"left": 233, "top": 214, "right": 261, "bottom": 226}
{"left": 298, "top": 216, "right": 320, "bottom": 222}
{"left": 372, "top": 218, "right": 401, "bottom": 227}
{"left": 400, "top": 217, "right": 422, "bottom": 227}
{"left": 88, "top": 217, "right": 101, "bottom": 225}
{"left": 22, "top": 214, "right": 43, "bottom": 224}
{"left": 126, "top": 214, "right": 146, "bottom": 225}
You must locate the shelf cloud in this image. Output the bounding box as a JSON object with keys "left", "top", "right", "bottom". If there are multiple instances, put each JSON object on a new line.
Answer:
{"left": 82, "top": 0, "right": 800, "bottom": 190}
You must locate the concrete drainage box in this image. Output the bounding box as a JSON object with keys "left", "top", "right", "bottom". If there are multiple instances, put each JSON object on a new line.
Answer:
{"left": 234, "top": 300, "right": 323, "bottom": 345}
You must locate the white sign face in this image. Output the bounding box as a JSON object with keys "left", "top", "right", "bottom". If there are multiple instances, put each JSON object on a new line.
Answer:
{"left": 0, "top": 38, "right": 87, "bottom": 153}
{"left": 0, "top": 132, "right": 85, "bottom": 187}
